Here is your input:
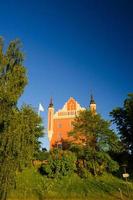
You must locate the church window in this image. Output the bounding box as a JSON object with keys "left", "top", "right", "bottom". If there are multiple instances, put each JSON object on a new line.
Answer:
{"left": 58, "top": 123, "right": 62, "bottom": 128}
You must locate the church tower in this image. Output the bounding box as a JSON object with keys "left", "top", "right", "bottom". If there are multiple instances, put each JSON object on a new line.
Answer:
{"left": 48, "top": 98, "right": 54, "bottom": 142}
{"left": 90, "top": 94, "right": 96, "bottom": 113}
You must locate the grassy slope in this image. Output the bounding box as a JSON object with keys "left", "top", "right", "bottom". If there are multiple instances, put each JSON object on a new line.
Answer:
{"left": 9, "top": 168, "right": 133, "bottom": 200}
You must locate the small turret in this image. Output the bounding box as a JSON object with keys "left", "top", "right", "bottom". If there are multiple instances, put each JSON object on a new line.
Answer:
{"left": 90, "top": 94, "right": 96, "bottom": 113}
{"left": 48, "top": 97, "right": 54, "bottom": 142}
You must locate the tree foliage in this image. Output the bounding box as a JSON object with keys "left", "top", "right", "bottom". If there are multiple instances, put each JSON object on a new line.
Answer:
{"left": 69, "top": 110, "right": 122, "bottom": 176}
{"left": 110, "top": 94, "right": 133, "bottom": 154}
{"left": 110, "top": 94, "right": 133, "bottom": 172}
{"left": 36, "top": 148, "right": 49, "bottom": 161}
{"left": 0, "top": 37, "right": 43, "bottom": 200}
{"left": 39, "top": 149, "right": 77, "bottom": 178}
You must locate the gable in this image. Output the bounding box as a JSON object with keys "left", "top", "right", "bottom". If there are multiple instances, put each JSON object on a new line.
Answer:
{"left": 54, "top": 97, "right": 85, "bottom": 119}
{"left": 67, "top": 97, "right": 76, "bottom": 111}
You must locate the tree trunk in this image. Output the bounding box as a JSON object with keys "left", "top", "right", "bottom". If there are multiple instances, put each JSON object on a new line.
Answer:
{"left": 0, "top": 190, "right": 7, "bottom": 200}
{"left": 93, "top": 160, "right": 97, "bottom": 176}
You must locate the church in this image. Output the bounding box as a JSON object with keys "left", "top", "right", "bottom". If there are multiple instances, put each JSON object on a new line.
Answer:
{"left": 48, "top": 96, "right": 96, "bottom": 149}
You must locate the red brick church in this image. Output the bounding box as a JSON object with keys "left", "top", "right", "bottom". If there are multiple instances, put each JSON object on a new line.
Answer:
{"left": 48, "top": 96, "right": 96, "bottom": 149}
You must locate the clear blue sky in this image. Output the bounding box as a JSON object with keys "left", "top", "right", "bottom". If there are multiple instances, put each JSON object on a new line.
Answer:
{"left": 1, "top": 0, "right": 133, "bottom": 149}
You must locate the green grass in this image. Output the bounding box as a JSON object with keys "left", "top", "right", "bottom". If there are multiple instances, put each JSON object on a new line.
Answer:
{"left": 8, "top": 167, "right": 133, "bottom": 200}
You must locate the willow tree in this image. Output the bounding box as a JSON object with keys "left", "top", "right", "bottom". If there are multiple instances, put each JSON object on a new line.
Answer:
{"left": 0, "top": 37, "right": 43, "bottom": 200}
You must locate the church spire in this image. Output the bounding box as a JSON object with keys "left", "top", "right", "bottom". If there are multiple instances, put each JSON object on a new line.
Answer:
{"left": 90, "top": 94, "right": 95, "bottom": 104}
{"left": 90, "top": 94, "right": 96, "bottom": 113}
{"left": 49, "top": 97, "right": 53, "bottom": 107}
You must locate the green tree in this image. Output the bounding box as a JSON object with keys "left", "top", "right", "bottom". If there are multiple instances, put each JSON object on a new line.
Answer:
{"left": 0, "top": 37, "right": 43, "bottom": 200}
{"left": 69, "top": 110, "right": 122, "bottom": 176}
{"left": 110, "top": 93, "right": 133, "bottom": 171}
{"left": 35, "top": 147, "right": 49, "bottom": 162}
{"left": 39, "top": 149, "right": 77, "bottom": 178}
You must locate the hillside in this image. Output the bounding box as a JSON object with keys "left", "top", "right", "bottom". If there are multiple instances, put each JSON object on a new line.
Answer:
{"left": 9, "top": 168, "right": 133, "bottom": 200}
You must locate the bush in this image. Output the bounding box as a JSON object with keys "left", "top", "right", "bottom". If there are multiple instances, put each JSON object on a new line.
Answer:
{"left": 76, "top": 148, "right": 119, "bottom": 176}
{"left": 36, "top": 150, "right": 49, "bottom": 161}
{"left": 39, "top": 149, "right": 77, "bottom": 178}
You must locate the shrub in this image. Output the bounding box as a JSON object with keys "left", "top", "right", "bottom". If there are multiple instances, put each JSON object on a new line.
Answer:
{"left": 39, "top": 149, "right": 77, "bottom": 178}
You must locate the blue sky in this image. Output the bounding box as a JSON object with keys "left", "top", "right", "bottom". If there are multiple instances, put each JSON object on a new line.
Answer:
{"left": 1, "top": 0, "right": 133, "bottom": 149}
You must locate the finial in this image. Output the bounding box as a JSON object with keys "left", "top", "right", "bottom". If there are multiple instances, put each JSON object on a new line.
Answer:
{"left": 49, "top": 97, "right": 53, "bottom": 107}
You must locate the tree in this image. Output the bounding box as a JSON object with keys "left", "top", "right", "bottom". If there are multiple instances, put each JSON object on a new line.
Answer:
{"left": 39, "top": 149, "right": 77, "bottom": 178}
{"left": 110, "top": 94, "right": 133, "bottom": 170}
{"left": 36, "top": 148, "right": 49, "bottom": 161}
{"left": 0, "top": 37, "right": 44, "bottom": 200}
{"left": 69, "top": 110, "right": 122, "bottom": 176}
